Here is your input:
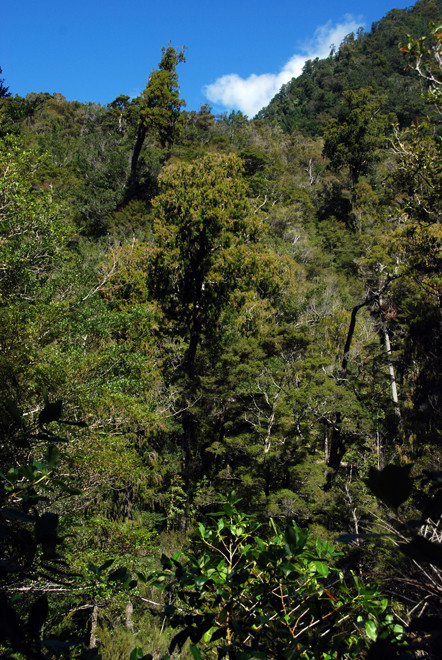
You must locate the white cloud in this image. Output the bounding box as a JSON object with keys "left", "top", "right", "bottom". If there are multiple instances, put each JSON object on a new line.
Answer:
{"left": 204, "top": 17, "right": 363, "bottom": 117}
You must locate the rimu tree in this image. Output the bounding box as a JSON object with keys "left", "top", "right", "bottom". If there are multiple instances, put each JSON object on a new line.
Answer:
{"left": 127, "top": 45, "right": 186, "bottom": 198}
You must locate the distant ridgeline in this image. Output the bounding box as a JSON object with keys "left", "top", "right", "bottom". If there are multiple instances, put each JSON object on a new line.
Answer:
{"left": 257, "top": 0, "right": 442, "bottom": 135}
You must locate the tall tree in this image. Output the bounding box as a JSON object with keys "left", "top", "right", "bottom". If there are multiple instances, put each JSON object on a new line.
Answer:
{"left": 149, "top": 153, "right": 263, "bottom": 377}
{"left": 127, "top": 45, "right": 186, "bottom": 198}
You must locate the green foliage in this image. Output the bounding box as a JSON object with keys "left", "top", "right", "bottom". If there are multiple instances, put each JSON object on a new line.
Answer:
{"left": 127, "top": 45, "right": 186, "bottom": 199}
{"left": 140, "top": 45, "right": 186, "bottom": 149}
{"left": 1, "top": 6, "right": 441, "bottom": 654}
{"left": 384, "top": 47, "right": 442, "bottom": 445}
{"left": 338, "top": 464, "right": 442, "bottom": 658}
{"left": 0, "top": 92, "right": 49, "bottom": 137}
{"left": 258, "top": 0, "right": 440, "bottom": 134}
{"left": 401, "top": 21, "right": 442, "bottom": 109}
{"left": 0, "top": 135, "right": 71, "bottom": 302}
{"left": 148, "top": 495, "right": 403, "bottom": 658}
{"left": 322, "top": 88, "right": 391, "bottom": 190}
{"left": 71, "top": 109, "right": 131, "bottom": 234}
{"left": 0, "top": 66, "right": 10, "bottom": 99}
{"left": 149, "top": 152, "right": 264, "bottom": 372}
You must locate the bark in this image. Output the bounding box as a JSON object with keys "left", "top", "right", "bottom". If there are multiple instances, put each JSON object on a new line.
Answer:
{"left": 127, "top": 123, "right": 147, "bottom": 200}
{"left": 89, "top": 604, "right": 98, "bottom": 648}
{"left": 339, "top": 299, "right": 369, "bottom": 384}
{"left": 380, "top": 307, "right": 401, "bottom": 420}
{"left": 125, "top": 600, "right": 134, "bottom": 633}
{"left": 327, "top": 273, "right": 399, "bottom": 477}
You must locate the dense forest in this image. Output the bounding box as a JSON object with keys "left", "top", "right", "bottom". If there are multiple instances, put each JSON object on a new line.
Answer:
{"left": 0, "top": 0, "right": 441, "bottom": 657}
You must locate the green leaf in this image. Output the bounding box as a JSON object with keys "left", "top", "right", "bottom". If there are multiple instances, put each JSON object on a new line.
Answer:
{"left": 194, "top": 574, "right": 208, "bottom": 588}
{"left": 281, "top": 561, "right": 295, "bottom": 577}
{"left": 255, "top": 537, "right": 265, "bottom": 551}
{"left": 160, "top": 553, "right": 173, "bottom": 568}
{"left": 130, "top": 648, "right": 152, "bottom": 660}
{"left": 312, "top": 560, "right": 329, "bottom": 577}
{"left": 20, "top": 465, "right": 35, "bottom": 481}
{"left": 284, "top": 522, "right": 308, "bottom": 555}
{"left": 87, "top": 562, "right": 99, "bottom": 576}
{"left": 98, "top": 558, "right": 115, "bottom": 572}
{"left": 32, "top": 460, "right": 48, "bottom": 474}
{"left": 136, "top": 571, "right": 147, "bottom": 583}
{"left": 365, "top": 620, "right": 377, "bottom": 641}
{"left": 189, "top": 644, "right": 203, "bottom": 660}
{"left": 45, "top": 444, "right": 60, "bottom": 468}
{"left": 51, "top": 478, "right": 81, "bottom": 495}
{"left": 1, "top": 468, "right": 18, "bottom": 484}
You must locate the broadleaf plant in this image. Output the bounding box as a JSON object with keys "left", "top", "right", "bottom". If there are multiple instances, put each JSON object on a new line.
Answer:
{"left": 147, "top": 494, "right": 403, "bottom": 658}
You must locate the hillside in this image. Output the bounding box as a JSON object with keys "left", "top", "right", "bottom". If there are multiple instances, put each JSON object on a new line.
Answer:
{"left": 258, "top": 0, "right": 442, "bottom": 134}
{"left": 0, "top": 2, "right": 441, "bottom": 657}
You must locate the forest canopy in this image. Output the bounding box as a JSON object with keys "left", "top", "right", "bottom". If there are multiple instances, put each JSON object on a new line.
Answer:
{"left": 0, "top": 1, "right": 441, "bottom": 658}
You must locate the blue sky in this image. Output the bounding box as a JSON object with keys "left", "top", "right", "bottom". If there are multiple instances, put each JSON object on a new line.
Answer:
{"left": 3, "top": 1, "right": 415, "bottom": 117}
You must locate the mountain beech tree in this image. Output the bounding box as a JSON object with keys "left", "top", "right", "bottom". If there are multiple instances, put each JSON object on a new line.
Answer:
{"left": 104, "top": 153, "right": 299, "bottom": 496}
{"left": 148, "top": 154, "right": 267, "bottom": 487}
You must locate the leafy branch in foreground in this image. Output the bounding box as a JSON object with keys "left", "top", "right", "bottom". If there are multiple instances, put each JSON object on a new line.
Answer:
{"left": 401, "top": 22, "right": 442, "bottom": 112}
{"left": 142, "top": 494, "right": 403, "bottom": 659}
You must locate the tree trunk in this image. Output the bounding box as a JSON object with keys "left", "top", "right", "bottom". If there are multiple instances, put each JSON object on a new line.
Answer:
{"left": 127, "top": 123, "right": 147, "bottom": 200}
{"left": 326, "top": 274, "right": 399, "bottom": 477}
{"left": 339, "top": 300, "right": 368, "bottom": 385}
{"left": 89, "top": 604, "right": 98, "bottom": 648}
{"left": 380, "top": 311, "right": 401, "bottom": 420}
{"left": 125, "top": 600, "right": 134, "bottom": 633}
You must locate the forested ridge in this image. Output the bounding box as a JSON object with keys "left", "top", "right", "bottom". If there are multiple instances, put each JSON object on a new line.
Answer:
{"left": 258, "top": 0, "right": 442, "bottom": 134}
{"left": 0, "top": 0, "right": 441, "bottom": 657}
